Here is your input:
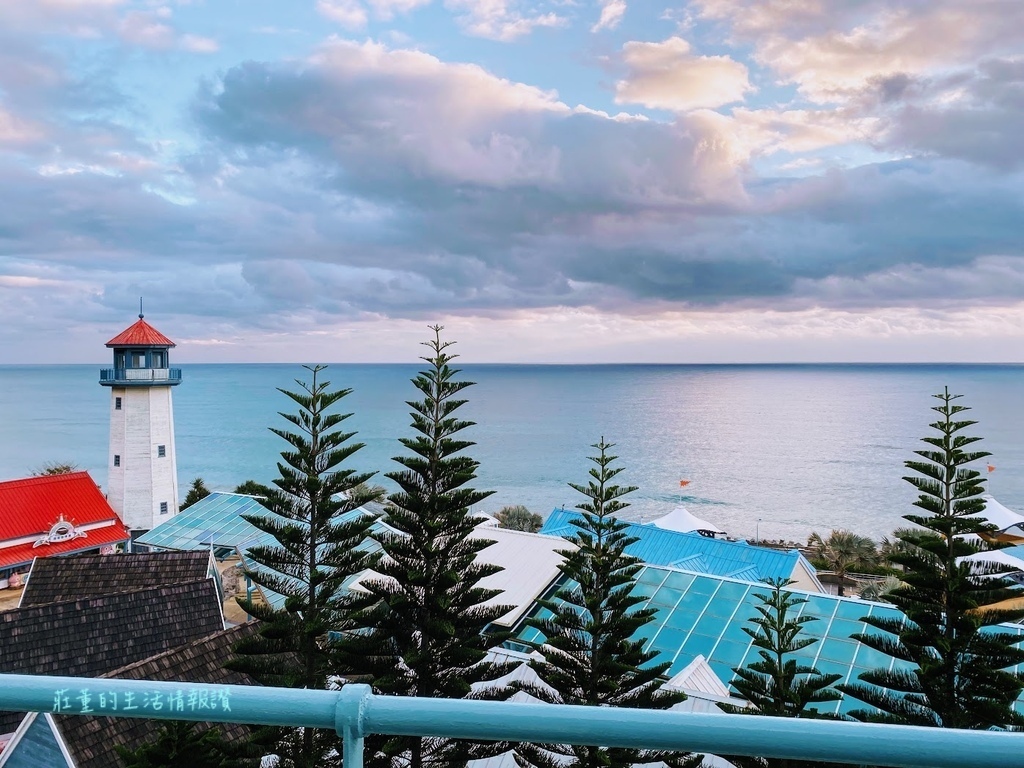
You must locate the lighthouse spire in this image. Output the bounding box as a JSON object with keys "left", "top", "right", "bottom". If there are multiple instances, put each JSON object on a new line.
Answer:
{"left": 139, "top": 297, "right": 144, "bottom": 319}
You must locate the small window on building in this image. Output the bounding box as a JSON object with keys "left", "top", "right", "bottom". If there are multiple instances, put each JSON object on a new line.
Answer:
{"left": 160, "top": 502, "right": 169, "bottom": 515}
{"left": 115, "top": 397, "right": 122, "bottom": 410}
{"left": 157, "top": 445, "right": 166, "bottom": 458}
{"left": 113, "top": 455, "right": 120, "bottom": 467}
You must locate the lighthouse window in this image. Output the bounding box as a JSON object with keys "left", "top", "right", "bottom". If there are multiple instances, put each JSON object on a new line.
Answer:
{"left": 160, "top": 502, "right": 168, "bottom": 515}
{"left": 113, "top": 455, "right": 120, "bottom": 467}
{"left": 115, "top": 397, "right": 122, "bottom": 410}
{"left": 157, "top": 445, "right": 166, "bottom": 458}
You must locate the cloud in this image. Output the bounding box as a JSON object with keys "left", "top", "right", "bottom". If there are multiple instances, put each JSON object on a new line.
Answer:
{"left": 0, "top": 109, "right": 46, "bottom": 145}
{"left": 444, "top": 0, "right": 566, "bottom": 41}
{"left": 317, "top": 0, "right": 368, "bottom": 29}
{"left": 180, "top": 33, "right": 219, "bottom": 53}
{"left": 366, "top": 0, "right": 433, "bottom": 20}
{"left": 877, "top": 57, "right": 1024, "bottom": 168}
{"left": 592, "top": 0, "right": 626, "bottom": 32}
{"left": 182, "top": 39, "right": 1024, "bottom": 318}
{"left": 690, "top": 0, "right": 1024, "bottom": 168}
{"left": 4, "top": 24, "right": 1024, "bottom": 362}
{"left": 615, "top": 37, "right": 751, "bottom": 111}
{"left": 118, "top": 9, "right": 176, "bottom": 49}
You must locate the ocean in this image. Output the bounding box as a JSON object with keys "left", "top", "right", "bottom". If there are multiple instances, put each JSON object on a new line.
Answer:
{"left": 2, "top": 363, "right": 1024, "bottom": 544}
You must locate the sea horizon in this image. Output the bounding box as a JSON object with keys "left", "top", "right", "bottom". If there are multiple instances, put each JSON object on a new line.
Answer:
{"left": 3, "top": 362, "right": 1023, "bottom": 546}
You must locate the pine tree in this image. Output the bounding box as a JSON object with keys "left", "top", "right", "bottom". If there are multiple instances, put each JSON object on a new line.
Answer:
{"left": 338, "top": 326, "right": 512, "bottom": 768}
{"left": 515, "top": 439, "right": 697, "bottom": 768}
{"left": 115, "top": 721, "right": 252, "bottom": 767}
{"left": 716, "top": 578, "right": 843, "bottom": 768}
{"left": 839, "top": 387, "right": 1024, "bottom": 729}
{"left": 183, "top": 477, "right": 211, "bottom": 509}
{"left": 229, "top": 365, "right": 379, "bottom": 767}
{"left": 234, "top": 479, "right": 273, "bottom": 498}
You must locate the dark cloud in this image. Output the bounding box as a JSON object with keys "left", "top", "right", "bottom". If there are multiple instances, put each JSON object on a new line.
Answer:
{"left": 3, "top": 33, "right": 1024, "bottom": 350}
{"left": 880, "top": 59, "right": 1024, "bottom": 168}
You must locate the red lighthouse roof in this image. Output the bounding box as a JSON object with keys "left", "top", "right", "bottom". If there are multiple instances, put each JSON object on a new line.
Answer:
{"left": 105, "top": 317, "right": 175, "bottom": 348}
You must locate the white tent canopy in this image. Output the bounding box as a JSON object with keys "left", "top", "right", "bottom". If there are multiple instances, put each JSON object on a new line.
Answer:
{"left": 980, "top": 495, "right": 1024, "bottom": 534}
{"left": 648, "top": 506, "right": 726, "bottom": 536}
{"left": 960, "top": 549, "right": 1024, "bottom": 570}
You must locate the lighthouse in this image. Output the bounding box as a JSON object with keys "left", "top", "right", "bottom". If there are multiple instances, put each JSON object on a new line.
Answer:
{"left": 99, "top": 310, "right": 181, "bottom": 533}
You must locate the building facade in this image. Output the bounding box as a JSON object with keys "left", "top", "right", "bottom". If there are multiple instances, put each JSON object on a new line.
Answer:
{"left": 99, "top": 314, "right": 181, "bottom": 533}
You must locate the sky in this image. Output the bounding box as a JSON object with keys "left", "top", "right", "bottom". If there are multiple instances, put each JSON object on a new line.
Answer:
{"left": 2, "top": 0, "right": 1024, "bottom": 363}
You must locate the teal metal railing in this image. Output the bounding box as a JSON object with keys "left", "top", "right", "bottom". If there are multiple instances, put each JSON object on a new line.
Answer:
{"left": 99, "top": 367, "right": 182, "bottom": 385}
{"left": 0, "top": 674, "right": 1019, "bottom": 768}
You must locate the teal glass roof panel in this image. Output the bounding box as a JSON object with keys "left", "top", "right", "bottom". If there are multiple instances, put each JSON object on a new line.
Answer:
{"left": 663, "top": 570, "right": 695, "bottom": 591}
{"left": 137, "top": 492, "right": 282, "bottom": 552}
{"left": 512, "top": 563, "right": 1024, "bottom": 716}
{"left": 542, "top": 508, "right": 807, "bottom": 583}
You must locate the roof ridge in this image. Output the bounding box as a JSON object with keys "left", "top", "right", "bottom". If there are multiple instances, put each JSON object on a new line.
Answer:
{"left": 0, "top": 471, "right": 94, "bottom": 489}
{"left": 101, "top": 623, "right": 255, "bottom": 679}
{"left": 3, "top": 578, "right": 214, "bottom": 613}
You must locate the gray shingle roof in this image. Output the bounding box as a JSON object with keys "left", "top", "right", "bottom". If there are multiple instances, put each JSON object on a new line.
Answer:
{"left": 0, "top": 581, "right": 224, "bottom": 733}
{"left": 21, "top": 551, "right": 213, "bottom": 607}
{"left": 55, "top": 623, "right": 260, "bottom": 768}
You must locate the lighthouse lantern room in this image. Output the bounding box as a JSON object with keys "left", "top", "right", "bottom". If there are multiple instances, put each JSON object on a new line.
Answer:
{"left": 99, "top": 310, "right": 182, "bottom": 533}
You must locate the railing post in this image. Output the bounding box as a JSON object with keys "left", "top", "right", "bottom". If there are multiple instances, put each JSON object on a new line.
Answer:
{"left": 337, "top": 684, "right": 371, "bottom": 768}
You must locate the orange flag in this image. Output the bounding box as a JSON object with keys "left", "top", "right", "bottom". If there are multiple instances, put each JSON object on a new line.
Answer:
{"left": 679, "top": 479, "right": 691, "bottom": 488}
{"left": 988, "top": 465, "right": 996, "bottom": 473}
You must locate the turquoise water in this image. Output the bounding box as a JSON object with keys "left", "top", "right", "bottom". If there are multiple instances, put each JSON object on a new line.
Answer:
{"left": 2, "top": 363, "right": 1024, "bottom": 543}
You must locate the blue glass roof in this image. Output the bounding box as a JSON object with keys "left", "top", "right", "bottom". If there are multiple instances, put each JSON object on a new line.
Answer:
{"left": 137, "top": 493, "right": 280, "bottom": 552}
{"left": 541, "top": 508, "right": 808, "bottom": 583}
{"left": 139, "top": 493, "right": 393, "bottom": 610}
{"left": 513, "top": 564, "right": 1024, "bottom": 716}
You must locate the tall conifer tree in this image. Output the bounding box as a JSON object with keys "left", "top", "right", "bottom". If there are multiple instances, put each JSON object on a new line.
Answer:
{"left": 339, "top": 327, "right": 512, "bottom": 768}
{"left": 716, "top": 578, "right": 843, "bottom": 768}
{"left": 514, "top": 439, "right": 697, "bottom": 768}
{"left": 230, "top": 365, "right": 378, "bottom": 768}
{"left": 840, "top": 387, "right": 1024, "bottom": 728}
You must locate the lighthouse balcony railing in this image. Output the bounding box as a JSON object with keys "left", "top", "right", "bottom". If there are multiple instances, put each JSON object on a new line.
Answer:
{"left": 99, "top": 367, "right": 182, "bottom": 384}
{"left": 0, "top": 675, "right": 1022, "bottom": 768}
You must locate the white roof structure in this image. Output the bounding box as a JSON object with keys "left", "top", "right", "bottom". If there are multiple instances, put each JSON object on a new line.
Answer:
{"left": 664, "top": 655, "right": 732, "bottom": 699}
{"left": 473, "top": 526, "right": 575, "bottom": 627}
{"left": 349, "top": 525, "right": 573, "bottom": 629}
{"left": 980, "top": 495, "right": 1024, "bottom": 534}
{"left": 467, "top": 650, "right": 745, "bottom": 768}
{"left": 648, "top": 506, "right": 726, "bottom": 536}
{"left": 959, "top": 548, "right": 1024, "bottom": 571}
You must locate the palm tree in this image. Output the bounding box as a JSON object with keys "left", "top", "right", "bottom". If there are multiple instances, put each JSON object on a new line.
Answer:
{"left": 858, "top": 574, "right": 906, "bottom": 603}
{"left": 806, "top": 529, "right": 877, "bottom": 597}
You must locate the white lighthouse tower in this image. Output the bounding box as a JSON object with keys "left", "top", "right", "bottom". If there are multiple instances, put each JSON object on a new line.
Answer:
{"left": 100, "top": 309, "right": 181, "bottom": 533}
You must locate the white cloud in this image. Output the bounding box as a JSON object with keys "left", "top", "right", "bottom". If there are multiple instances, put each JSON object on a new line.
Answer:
{"left": 726, "top": 107, "right": 880, "bottom": 156}
{"left": 444, "top": 0, "right": 566, "bottom": 41}
{"left": 615, "top": 37, "right": 751, "bottom": 111}
{"left": 592, "top": 0, "right": 626, "bottom": 32}
{"left": 366, "top": 0, "right": 432, "bottom": 20}
{"left": 316, "top": 0, "right": 368, "bottom": 29}
{"left": 117, "top": 9, "right": 176, "bottom": 48}
{"left": 180, "top": 33, "right": 218, "bottom": 53}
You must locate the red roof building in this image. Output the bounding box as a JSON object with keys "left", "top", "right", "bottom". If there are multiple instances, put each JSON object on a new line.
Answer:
{"left": 105, "top": 318, "right": 176, "bottom": 348}
{"left": 0, "top": 472, "right": 129, "bottom": 573}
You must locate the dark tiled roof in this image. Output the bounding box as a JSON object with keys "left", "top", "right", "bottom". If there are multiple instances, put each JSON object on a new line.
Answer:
{"left": 57, "top": 624, "right": 260, "bottom": 768}
{"left": 21, "top": 551, "right": 213, "bottom": 607}
{"left": 0, "top": 581, "right": 224, "bottom": 733}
